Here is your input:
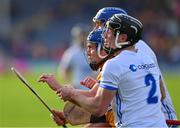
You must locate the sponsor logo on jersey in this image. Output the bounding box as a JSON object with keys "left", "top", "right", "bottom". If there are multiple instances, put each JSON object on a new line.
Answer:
{"left": 129, "top": 63, "right": 156, "bottom": 72}
{"left": 129, "top": 64, "right": 137, "bottom": 72}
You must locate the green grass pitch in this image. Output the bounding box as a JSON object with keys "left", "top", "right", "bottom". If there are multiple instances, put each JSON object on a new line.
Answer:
{"left": 0, "top": 72, "right": 179, "bottom": 127}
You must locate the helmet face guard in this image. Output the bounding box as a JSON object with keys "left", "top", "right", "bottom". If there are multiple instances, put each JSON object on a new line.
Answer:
{"left": 101, "top": 22, "right": 120, "bottom": 54}
{"left": 85, "top": 29, "right": 107, "bottom": 71}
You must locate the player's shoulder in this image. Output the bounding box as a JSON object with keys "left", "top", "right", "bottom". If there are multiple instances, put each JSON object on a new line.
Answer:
{"left": 136, "top": 40, "right": 150, "bottom": 49}
{"left": 104, "top": 51, "right": 134, "bottom": 67}
{"left": 136, "top": 40, "right": 157, "bottom": 59}
{"left": 104, "top": 55, "right": 119, "bottom": 66}
{"left": 102, "top": 56, "right": 122, "bottom": 74}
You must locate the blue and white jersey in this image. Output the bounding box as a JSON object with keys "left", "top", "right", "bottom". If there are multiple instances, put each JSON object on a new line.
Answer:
{"left": 100, "top": 50, "right": 167, "bottom": 127}
{"left": 59, "top": 43, "right": 92, "bottom": 90}
{"left": 136, "top": 40, "right": 177, "bottom": 120}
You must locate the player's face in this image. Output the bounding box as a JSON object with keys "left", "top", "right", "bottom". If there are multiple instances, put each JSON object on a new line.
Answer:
{"left": 104, "top": 28, "right": 116, "bottom": 49}
{"left": 93, "top": 20, "right": 104, "bottom": 30}
{"left": 86, "top": 42, "right": 102, "bottom": 63}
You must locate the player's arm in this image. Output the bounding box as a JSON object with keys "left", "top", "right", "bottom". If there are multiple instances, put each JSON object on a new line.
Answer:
{"left": 57, "top": 85, "right": 116, "bottom": 117}
{"left": 153, "top": 56, "right": 166, "bottom": 101}
{"left": 38, "top": 74, "right": 62, "bottom": 91}
{"left": 51, "top": 109, "right": 67, "bottom": 126}
{"left": 75, "top": 83, "right": 99, "bottom": 97}
{"left": 38, "top": 73, "right": 99, "bottom": 98}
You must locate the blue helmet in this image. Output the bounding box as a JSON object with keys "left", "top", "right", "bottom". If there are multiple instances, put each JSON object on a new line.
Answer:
{"left": 93, "top": 7, "right": 127, "bottom": 23}
{"left": 87, "top": 29, "right": 103, "bottom": 45}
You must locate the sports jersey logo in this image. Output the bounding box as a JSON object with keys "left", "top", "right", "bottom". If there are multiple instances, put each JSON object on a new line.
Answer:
{"left": 129, "top": 64, "right": 137, "bottom": 72}
{"left": 129, "top": 63, "right": 156, "bottom": 72}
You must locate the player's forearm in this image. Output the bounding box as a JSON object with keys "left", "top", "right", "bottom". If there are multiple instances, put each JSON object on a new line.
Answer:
{"left": 69, "top": 91, "right": 104, "bottom": 116}
{"left": 76, "top": 84, "right": 98, "bottom": 97}
{"left": 57, "top": 85, "right": 108, "bottom": 116}
{"left": 76, "top": 89, "right": 95, "bottom": 97}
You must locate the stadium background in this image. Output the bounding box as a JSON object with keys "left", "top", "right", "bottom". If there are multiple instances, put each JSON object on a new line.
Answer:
{"left": 0, "top": 0, "right": 180, "bottom": 127}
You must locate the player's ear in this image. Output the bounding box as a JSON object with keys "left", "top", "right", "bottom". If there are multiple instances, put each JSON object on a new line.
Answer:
{"left": 119, "top": 34, "right": 127, "bottom": 42}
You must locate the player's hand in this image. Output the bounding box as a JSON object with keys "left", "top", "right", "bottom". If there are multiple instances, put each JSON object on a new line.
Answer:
{"left": 80, "top": 76, "right": 97, "bottom": 89}
{"left": 38, "top": 74, "right": 61, "bottom": 91}
{"left": 51, "top": 109, "right": 67, "bottom": 126}
{"left": 56, "top": 86, "right": 74, "bottom": 102}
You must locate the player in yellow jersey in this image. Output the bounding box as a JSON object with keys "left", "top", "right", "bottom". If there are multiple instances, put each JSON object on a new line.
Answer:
{"left": 82, "top": 29, "right": 115, "bottom": 127}
{"left": 38, "top": 7, "right": 127, "bottom": 127}
{"left": 39, "top": 29, "right": 113, "bottom": 127}
{"left": 45, "top": 8, "right": 128, "bottom": 126}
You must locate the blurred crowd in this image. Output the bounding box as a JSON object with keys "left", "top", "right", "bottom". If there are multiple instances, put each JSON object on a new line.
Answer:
{"left": 0, "top": 0, "right": 180, "bottom": 73}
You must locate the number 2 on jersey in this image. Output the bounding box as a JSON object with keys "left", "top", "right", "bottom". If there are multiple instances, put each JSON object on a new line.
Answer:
{"left": 145, "top": 74, "right": 158, "bottom": 104}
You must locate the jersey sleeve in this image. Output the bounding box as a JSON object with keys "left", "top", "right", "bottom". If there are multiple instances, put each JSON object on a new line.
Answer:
{"left": 99, "top": 60, "right": 119, "bottom": 90}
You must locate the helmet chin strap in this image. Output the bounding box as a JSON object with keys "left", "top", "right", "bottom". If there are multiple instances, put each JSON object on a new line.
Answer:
{"left": 115, "top": 31, "right": 130, "bottom": 48}
{"left": 97, "top": 43, "right": 107, "bottom": 59}
{"left": 89, "top": 44, "right": 108, "bottom": 71}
